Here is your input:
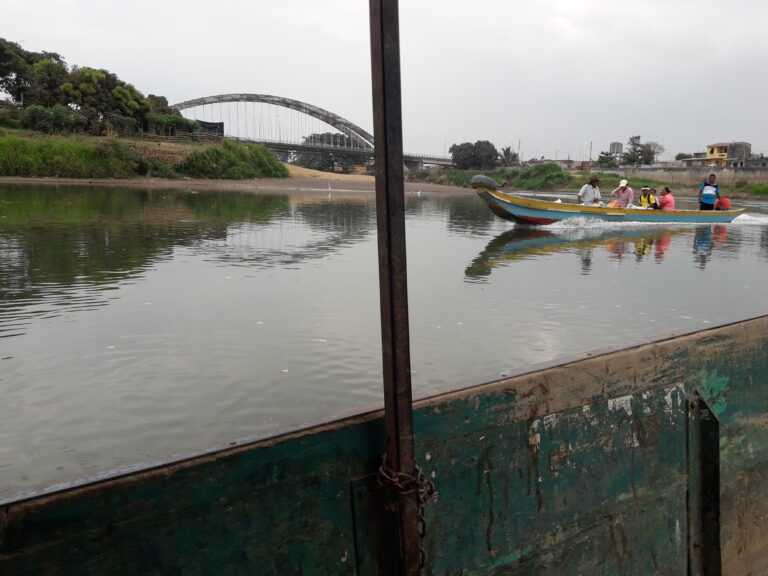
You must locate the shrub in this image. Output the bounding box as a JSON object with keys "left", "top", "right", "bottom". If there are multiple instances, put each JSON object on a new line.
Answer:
{"left": 0, "top": 108, "right": 24, "bottom": 129}
{"left": 177, "top": 140, "right": 288, "bottom": 179}
{"left": 22, "top": 105, "right": 87, "bottom": 134}
{"left": 516, "top": 163, "right": 571, "bottom": 189}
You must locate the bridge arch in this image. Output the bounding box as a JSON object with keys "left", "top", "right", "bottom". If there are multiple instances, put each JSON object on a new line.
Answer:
{"left": 171, "top": 94, "right": 374, "bottom": 149}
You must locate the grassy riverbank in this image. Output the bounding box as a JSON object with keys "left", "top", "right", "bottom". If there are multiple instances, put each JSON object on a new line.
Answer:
{"left": 406, "top": 164, "right": 768, "bottom": 197}
{"left": 0, "top": 130, "right": 288, "bottom": 179}
{"left": 406, "top": 163, "right": 572, "bottom": 190}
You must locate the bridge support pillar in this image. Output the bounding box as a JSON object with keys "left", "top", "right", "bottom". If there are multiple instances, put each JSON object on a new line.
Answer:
{"left": 403, "top": 158, "right": 423, "bottom": 171}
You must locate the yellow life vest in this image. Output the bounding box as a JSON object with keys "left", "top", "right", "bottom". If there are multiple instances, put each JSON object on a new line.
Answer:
{"left": 639, "top": 194, "right": 656, "bottom": 208}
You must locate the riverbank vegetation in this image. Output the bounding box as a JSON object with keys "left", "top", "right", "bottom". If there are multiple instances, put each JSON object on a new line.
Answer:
{"left": 407, "top": 162, "right": 572, "bottom": 190}
{"left": 0, "top": 130, "right": 287, "bottom": 179}
{"left": 0, "top": 37, "right": 200, "bottom": 138}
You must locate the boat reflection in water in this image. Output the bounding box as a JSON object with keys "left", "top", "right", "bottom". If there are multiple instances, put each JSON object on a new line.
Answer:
{"left": 465, "top": 224, "right": 692, "bottom": 278}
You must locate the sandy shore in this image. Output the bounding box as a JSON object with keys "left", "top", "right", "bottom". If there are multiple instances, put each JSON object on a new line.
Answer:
{"left": 0, "top": 164, "right": 471, "bottom": 195}
{"left": 0, "top": 165, "right": 740, "bottom": 198}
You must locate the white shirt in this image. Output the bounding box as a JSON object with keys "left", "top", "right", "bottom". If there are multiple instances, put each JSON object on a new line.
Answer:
{"left": 578, "top": 184, "right": 601, "bottom": 204}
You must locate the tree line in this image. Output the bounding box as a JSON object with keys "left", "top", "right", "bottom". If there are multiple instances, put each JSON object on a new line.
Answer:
{"left": 594, "top": 136, "right": 666, "bottom": 168}
{"left": 448, "top": 140, "right": 518, "bottom": 170}
{"left": 0, "top": 37, "right": 195, "bottom": 136}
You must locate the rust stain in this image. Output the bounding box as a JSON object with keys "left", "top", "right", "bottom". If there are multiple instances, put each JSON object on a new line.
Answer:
{"left": 474, "top": 446, "right": 495, "bottom": 552}
{"left": 548, "top": 444, "right": 569, "bottom": 474}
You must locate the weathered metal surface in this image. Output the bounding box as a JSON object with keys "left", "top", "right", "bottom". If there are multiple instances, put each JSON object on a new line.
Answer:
{"left": 369, "top": 0, "right": 422, "bottom": 573}
{"left": 2, "top": 316, "right": 768, "bottom": 574}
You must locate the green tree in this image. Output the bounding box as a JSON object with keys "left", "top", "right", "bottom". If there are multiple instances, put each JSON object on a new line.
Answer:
{"left": 622, "top": 135, "right": 643, "bottom": 165}
{"left": 449, "top": 142, "right": 475, "bottom": 169}
{"left": 26, "top": 59, "right": 69, "bottom": 107}
{"left": 21, "top": 104, "right": 87, "bottom": 133}
{"left": 146, "top": 94, "right": 176, "bottom": 115}
{"left": 111, "top": 83, "right": 145, "bottom": 118}
{"left": 675, "top": 152, "right": 693, "bottom": 160}
{"left": 0, "top": 38, "right": 66, "bottom": 106}
{"left": 473, "top": 140, "right": 500, "bottom": 169}
{"left": 0, "top": 38, "right": 34, "bottom": 104}
{"left": 500, "top": 146, "right": 519, "bottom": 167}
{"left": 594, "top": 150, "right": 618, "bottom": 168}
{"left": 621, "top": 136, "right": 663, "bottom": 165}
{"left": 644, "top": 141, "right": 665, "bottom": 163}
{"left": 448, "top": 140, "right": 499, "bottom": 169}
{"left": 640, "top": 143, "right": 656, "bottom": 165}
{"left": 0, "top": 38, "right": 25, "bottom": 79}
{"left": 0, "top": 37, "right": 190, "bottom": 136}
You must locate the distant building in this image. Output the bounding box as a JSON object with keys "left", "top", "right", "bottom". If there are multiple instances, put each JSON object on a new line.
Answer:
{"left": 680, "top": 143, "right": 753, "bottom": 169}
{"left": 706, "top": 142, "right": 751, "bottom": 168}
{"left": 680, "top": 152, "right": 709, "bottom": 168}
{"left": 609, "top": 142, "right": 623, "bottom": 156}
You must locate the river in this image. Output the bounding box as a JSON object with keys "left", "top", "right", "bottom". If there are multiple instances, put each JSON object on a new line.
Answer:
{"left": 2, "top": 183, "right": 768, "bottom": 499}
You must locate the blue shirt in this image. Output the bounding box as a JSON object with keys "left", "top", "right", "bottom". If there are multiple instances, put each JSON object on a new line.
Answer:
{"left": 700, "top": 182, "right": 719, "bottom": 205}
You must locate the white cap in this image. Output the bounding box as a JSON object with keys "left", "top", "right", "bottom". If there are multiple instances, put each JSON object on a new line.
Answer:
{"left": 619, "top": 179, "right": 628, "bottom": 187}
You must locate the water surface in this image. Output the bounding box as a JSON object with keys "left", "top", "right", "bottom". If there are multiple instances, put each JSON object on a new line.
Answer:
{"left": 2, "top": 184, "right": 768, "bottom": 499}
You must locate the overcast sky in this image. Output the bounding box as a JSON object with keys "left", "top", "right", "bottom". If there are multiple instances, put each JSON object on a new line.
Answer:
{"left": 3, "top": 0, "right": 767, "bottom": 160}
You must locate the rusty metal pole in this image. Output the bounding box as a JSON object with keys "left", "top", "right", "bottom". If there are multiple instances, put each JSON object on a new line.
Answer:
{"left": 368, "top": 0, "right": 421, "bottom": 574}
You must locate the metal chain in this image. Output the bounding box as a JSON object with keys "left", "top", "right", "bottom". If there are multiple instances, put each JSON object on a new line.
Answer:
{"left": 378, "top": 454, "right": 437, "bottom": 569}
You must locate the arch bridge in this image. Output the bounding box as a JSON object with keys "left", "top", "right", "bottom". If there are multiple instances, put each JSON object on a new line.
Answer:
{"left": 171, "top": 93, "right": 452, "bottom": 169}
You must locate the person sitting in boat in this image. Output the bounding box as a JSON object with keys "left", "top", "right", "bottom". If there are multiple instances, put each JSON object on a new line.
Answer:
{"left": 637, "top": 186, "right": 656, "bottom": 208}
{"left": 653, "top": 186, "right": 675, "bottom": 210}
{"left": 610, "top": 179, "right": 634, "bottom": 207}
{"left": 715, "top": 196, "right": 731, "bottom": 211}
{"left": 577, "top": 176, "right": 602, "bottom": 205}
{"left": 698, "top": 173, "right": 721, "bottom": 210}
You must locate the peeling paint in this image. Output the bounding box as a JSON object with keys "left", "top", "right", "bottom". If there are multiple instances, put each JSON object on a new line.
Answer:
{"left": 529, "top": 420, "right": 541, "bottom": 449}
{"left": 543, "top": 413, "right": 559, "bottom": 430}
{"left": 663, "top": 383, "right": 686, "bottom": 414}
{"left": 694, "top": 369, "right": 730, "bottom": 416}
{"left": 608, "top": 395, "right": 633, "bottom": 417}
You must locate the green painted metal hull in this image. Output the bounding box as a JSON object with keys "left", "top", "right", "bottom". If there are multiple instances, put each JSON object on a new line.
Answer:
{"left": 3, "top": 317, "right": 768, "bottom": 574}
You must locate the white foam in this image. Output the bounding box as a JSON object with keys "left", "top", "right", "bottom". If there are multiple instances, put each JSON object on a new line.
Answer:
{"left": 730, "top": 212, "right": 768, "bottom": 225}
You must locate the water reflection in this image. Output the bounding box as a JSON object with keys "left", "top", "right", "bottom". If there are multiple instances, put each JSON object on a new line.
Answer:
{"left": 0, "top": 187, "right": 380, "bottom": 336}
{"left": 692, "top": 226, "right": 714, "bottom": 269}
{"left": 465, "top": 226, "right": 692, "bottom": 279}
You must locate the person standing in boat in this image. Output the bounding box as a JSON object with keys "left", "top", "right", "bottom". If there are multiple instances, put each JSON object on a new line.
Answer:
{"left": 654, "top": 186, "right": 675, "bottom": 210}
{"left": 698, "top": 173, "right": 722, "bottom": 210}
{"left": 577, "top": 176, "right": 602, "bottom": 205}
{"left": 610, "top": 179, "right": 634, "bottom": 207}
{"left": 637, "top": 186, "right": 656, "bottom": 208}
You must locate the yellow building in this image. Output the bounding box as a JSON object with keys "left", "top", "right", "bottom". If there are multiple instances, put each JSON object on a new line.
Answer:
{"left": 705, "top": 142, "right": 751, "bottom": 168}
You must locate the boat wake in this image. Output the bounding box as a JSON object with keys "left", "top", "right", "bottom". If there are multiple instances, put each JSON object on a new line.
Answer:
{"left": 541, "top": 217, "right": 687, "bottom": 231}
{"left": 730, "top": 212, "right": 768, "bottom": 225}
